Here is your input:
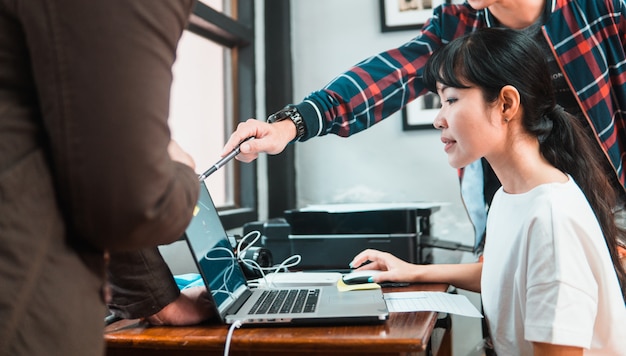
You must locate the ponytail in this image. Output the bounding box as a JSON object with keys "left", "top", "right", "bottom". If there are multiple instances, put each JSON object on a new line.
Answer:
{"left": 539, "top": 105, "right": 626, "bottom": 301}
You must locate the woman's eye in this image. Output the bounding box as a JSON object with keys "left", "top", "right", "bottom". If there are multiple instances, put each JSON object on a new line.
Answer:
{"left": 445, "top": 98, "right": 458, "bottom": 104}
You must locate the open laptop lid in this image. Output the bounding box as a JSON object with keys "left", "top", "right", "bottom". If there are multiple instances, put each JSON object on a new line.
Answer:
{"left": 183, "top": 181, "right": 250, "bottom": 321}
{"left": 184, "top": 182, "right": 389, "bottom": 326}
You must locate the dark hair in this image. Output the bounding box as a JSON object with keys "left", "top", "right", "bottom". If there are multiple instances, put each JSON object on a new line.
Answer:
{"left": 423, "top": 28, "right": 626, "bottom": 301}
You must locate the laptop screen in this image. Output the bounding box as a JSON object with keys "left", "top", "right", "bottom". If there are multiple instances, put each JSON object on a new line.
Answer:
{"left": 184, "top": 182, "right": 248, "bottom": 314}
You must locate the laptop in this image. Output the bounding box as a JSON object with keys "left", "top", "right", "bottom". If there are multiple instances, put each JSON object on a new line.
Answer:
{"left": 183, "top": 181, "right": 389, "bottom": 326}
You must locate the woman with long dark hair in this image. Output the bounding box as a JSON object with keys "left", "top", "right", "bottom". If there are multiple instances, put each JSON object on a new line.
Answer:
{"left": 352, "top": 28, "right": 626, "bottom": 355}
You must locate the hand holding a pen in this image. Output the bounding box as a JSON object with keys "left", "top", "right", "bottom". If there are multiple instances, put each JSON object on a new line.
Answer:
{"left": 198, "top": 136, "right": 255, "bottom": 181}
{"left": 222, "top": 118, "right": 298, "bottom": 163}
{"left": 199, "top": 116, "right": 299, "bottom": 181}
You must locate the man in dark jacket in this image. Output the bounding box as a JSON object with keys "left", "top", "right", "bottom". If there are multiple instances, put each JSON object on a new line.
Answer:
{"left": 0, "top": 1, "right": 199, "bottom": 354}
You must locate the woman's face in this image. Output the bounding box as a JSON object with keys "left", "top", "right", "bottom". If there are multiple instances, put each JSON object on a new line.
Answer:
{"left": 432, "top": 84, "right": 504, "bottom": 169}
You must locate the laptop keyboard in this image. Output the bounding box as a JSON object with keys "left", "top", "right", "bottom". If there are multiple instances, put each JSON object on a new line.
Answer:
{"left": 249, "top": 289, "right": 320, "bottom": 314}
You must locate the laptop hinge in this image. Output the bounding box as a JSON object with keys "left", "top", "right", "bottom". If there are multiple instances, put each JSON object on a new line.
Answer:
{"left": 226, "top": 288, "right": 252, "bottom": 315}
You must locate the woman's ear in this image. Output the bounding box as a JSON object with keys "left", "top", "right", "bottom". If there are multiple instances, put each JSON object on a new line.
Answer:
{"left": 499, "top": 85, "right": 521, "bottom": 121}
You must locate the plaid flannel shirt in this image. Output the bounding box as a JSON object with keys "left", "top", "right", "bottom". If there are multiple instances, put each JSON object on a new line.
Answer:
{"left": 294, "top": 0, "right": 626, "bottom": 189}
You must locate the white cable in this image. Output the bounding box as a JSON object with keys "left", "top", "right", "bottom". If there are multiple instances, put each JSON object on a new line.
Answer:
{"left": 269, "top": 254, "right": 302, "bottom": 273}
{"left": 241, "top": 257, "right": 267, "bottom": 279}
{"left": 236, "top": 230, "right": 271, "bottom": 284}
{"left": 224, "top": 320, "right": 242, "bottom": 356}
{"left": 240, "top": 254, "right": 304, "bottom": 288}
{"left": 203, "top": 247, "right": 237, "bottom": 294}
{"left": 235, "top": 230, "right": 312, "bottom": 288}
{"left": 236, "top": 230, "right": 262, "bottom": 257}
{"left": 265, "top": 255, "right": 303, "bottom": 288}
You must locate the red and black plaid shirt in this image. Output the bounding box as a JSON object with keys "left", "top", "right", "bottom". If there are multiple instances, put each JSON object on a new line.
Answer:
{"left": 294, "top": 0, "right": 626, "bottom": 188}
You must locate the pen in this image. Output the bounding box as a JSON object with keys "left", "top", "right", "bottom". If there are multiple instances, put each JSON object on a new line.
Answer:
{"left": 198, "top": 136, "right": 254, "bottom": 181}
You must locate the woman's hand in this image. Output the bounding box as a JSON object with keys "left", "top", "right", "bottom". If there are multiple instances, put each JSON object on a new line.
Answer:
{"left": 349, "top": 248, "right": 483, "bottom": 292}
{"left": 349, "top": 249, "right": 420, "bottom": 284}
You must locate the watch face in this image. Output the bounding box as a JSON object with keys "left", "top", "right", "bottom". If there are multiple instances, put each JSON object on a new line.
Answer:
{"left": 268, "top": 108, "right": 292, "bottom": 123}
{"left": 275, "top": 111, "right": 290, "bottom": 120}
{"left": 267, "top": 107, "right": 304, "bottom": 138}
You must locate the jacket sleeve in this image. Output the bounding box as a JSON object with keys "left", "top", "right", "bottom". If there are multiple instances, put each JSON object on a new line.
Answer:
{"left": 107, "top": 248, "right": 180, "bottom": 319}
{"left": 24, "top": 0, "right": 199, "bottom": 251}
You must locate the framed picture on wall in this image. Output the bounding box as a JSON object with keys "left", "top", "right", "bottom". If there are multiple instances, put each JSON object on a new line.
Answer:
{"left": 379, "top": 0, "right": 447, "bottom": 32}
{"left": 402, "top": 92, "right": 440, "bottom": 130}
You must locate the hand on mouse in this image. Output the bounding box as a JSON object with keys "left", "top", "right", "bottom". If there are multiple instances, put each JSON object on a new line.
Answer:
{"left": 342, "top": 270, "right": 383, "bottom": 285}
{"left": 349, "top": 249, "right": 417, "bottom": 284}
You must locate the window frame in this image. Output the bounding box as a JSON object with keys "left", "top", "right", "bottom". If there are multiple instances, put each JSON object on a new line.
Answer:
{"left": 187, "top": 1, "right": 257, "bottom": 229}
{"left": 264, "top": 0, "right": 296, "bottom": 219}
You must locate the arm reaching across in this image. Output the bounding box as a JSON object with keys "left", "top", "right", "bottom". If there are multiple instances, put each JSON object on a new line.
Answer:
{"left": 108, "top": 248, "right": 215, "bottom": 326}
{"left": 350, "top": 249, "right": 482, "bottom": 293}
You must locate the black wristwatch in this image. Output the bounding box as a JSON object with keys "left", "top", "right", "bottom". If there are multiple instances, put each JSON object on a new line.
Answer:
{"left": 267, "top": 106, "right": 306, "bottom": 140}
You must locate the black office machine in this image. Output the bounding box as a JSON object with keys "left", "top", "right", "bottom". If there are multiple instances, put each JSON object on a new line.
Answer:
{"left": 243, "top": 203, "right": 443, "bottom": 269}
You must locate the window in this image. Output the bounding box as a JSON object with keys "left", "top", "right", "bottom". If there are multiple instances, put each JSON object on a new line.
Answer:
{"left": 169, "top": 0, "right": 256, "bottom": 229}
{"left": 170, "top": 30, "right": 227, "bottom": 201}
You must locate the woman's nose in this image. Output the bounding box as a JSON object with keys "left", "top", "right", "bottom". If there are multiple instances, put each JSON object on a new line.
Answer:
{"left": 433, "top": 112, "right": 446, "bottom": 130}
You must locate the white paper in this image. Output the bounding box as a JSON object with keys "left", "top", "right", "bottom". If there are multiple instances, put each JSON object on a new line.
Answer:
{"left": 297, "top": 202, "right": 449, "bottom": 213}
{"left": 384, "top": 291, "right": 483, "bottom": 318}
{"left": 252, "top": 272, "right": 341, "bottom": 287}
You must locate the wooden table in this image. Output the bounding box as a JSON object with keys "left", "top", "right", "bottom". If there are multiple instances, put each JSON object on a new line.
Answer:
{"left": 105, "top": 283, "right": 451, "bottom": 356}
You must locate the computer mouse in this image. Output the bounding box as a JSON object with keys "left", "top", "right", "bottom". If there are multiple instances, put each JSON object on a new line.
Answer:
{"left": 341, "top": 270, "right": 382, "bottom": 285}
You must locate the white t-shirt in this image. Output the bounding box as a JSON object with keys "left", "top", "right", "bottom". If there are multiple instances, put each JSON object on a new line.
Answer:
{"left": 481, "top": 177, "right": 626, "bottom": 355}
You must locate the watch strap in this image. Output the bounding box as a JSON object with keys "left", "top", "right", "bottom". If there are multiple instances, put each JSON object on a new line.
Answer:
{"left": 267, "top": 106, "right": 306, "bottom": 140}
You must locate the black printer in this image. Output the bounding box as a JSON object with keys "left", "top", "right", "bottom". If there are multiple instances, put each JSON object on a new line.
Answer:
{"left": 243, "top": 203, "right": 443, "bottom": 269}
